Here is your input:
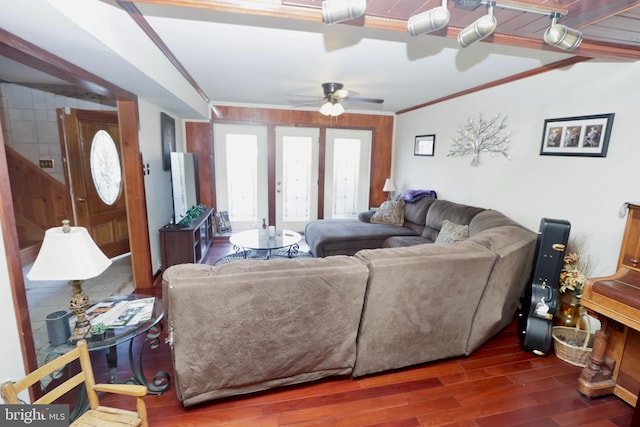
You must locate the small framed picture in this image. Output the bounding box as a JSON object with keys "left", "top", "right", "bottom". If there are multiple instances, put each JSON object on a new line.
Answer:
{"left": 161, "top": 112, "right": 176, "bottom": 170}
{"left": 414, "top": 134, "right": 435, "bottom": 156}
{"left": 540, "top": 113, "right": 614, "bottom": 157}
{"left": 215, "top": 211, "right": 232, "bottom": 233}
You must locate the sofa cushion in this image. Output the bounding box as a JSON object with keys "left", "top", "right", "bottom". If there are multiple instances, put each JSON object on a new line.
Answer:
{"left": 435, "top": 219, "right": 469, "bottom": 243}
{"left": 358, "top": 210, "right": 376, "bottom": 223}
{"left": 403, "top": 196, "right": 437, "bottom": 234}
{"left": 468, "top": 209, "right": 522, "bottom": 235}
{"left": 422, "top": 200, "right": 485, "bottom": 242}
{"left": 305, "top": 219, "right": 419, "bottom": 257}
{"left": 383, "top": 235, "right": 431, "bottom": 248}
{"left": 370, "top": 199, "right": 405, "bottom": 226}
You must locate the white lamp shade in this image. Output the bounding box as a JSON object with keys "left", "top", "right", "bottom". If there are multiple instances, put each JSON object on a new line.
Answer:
{"left": 319, "top": 101, "right": 333, "bottom": 116}
{"left": 332, "top": 102, "right": 345, "bottom": 116}
{"left": 27, "top": 225, "right": 112, "bottom": 281}
{"left": 383, "top": 178, "right": 396, "bottom": 192}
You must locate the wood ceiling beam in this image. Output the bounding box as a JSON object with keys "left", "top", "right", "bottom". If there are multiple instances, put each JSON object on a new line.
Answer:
{"left": 397, "top": 56, "right": 591, "bottom": 115}
{"left": 0, "top": 29, "right": 136, "bottom": 100}
{"left": 117, "top": 0, "right": 211, "bottom": 104}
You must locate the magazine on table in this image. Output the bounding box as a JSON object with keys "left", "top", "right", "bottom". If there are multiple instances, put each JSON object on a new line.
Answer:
{"left": 85, "top": 297, "right": 155, "bottom": 328}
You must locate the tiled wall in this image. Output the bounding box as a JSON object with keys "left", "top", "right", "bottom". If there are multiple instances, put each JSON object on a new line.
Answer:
{"left": 0, "top": 83, "right": 115, "bottom": 183}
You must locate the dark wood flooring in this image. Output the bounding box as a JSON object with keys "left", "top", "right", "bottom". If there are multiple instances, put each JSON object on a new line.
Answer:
{"left": 94, "top": 241, "right": 635, "bottom": 426}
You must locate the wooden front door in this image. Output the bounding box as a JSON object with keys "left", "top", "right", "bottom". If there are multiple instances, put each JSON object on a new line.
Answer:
{"left": 62, "top": 109, "right": 129, "bottom": 258}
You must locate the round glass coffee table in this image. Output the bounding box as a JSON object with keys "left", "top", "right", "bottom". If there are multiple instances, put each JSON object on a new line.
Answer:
{"left": 229, "top": 228, "right": 302, "bottom": 260}
{"left": 43, "top": 294, "right": 169, "bottom": 395}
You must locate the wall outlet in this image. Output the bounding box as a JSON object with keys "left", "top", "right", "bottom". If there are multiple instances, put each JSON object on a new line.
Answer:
{"left": 39, "top": 159, "right": 54, "bottom": 169}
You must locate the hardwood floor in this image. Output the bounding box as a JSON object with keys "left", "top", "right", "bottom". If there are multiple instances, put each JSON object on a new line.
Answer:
{"left": 95, "top": 242, "right": 634, "bottom": 426}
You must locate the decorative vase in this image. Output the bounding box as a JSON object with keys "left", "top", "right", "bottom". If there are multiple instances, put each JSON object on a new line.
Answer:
{"left": 557, "top": 302, "right": 580, "bottom": 327}
{"left": 556, "top": 291, "right": 586, "bottom": 328}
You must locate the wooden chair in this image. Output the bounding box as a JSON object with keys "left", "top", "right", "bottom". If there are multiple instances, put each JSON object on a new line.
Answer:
{"left": 1, "top": 339, "right": 149, "bottom": 427}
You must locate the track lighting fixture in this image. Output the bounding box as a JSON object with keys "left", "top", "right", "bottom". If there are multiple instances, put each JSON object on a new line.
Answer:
{"left": 406, "top": 1, "right": 583, "bottom": 52}
{"left": 322, "top": 0, "right": 367, "bottom": 24}
{"left": 544, "top": 13, "right": 583, "bottom": 51}
{"left": 458, "top": 3, "right": 497, "bottom": 48}
{"left": 407, "top": 0, "right": 450, "bottom": 36}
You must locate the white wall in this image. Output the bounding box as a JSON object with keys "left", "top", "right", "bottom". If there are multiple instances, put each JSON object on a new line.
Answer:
{"left": 394, "top": 60, "right": 640, "bottom": 277}
{"left": 0, "top": 83, "right": 115, "bottom": 183}
{"left": 137, "top": 99, "right": 186, "bottom": 274}
{"left": 0, "top": 225, "right": 28, "bottom": 403}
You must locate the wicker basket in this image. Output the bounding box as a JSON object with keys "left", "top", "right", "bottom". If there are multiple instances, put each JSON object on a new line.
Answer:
{"left": 552, "top": 317, "right": 593, "bottom": 367}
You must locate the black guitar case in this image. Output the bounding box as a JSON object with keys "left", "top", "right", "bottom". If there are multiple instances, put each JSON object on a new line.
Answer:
{"left": 518, "top": 218, "right": 570, "bottom": 356}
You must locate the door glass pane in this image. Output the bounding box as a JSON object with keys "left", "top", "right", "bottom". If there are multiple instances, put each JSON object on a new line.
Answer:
{"left": 282, "top": 136, "right": 312, "bottom": 222}
{"left": 226, "top": 134, "right": 258, "bottom": 222}
{"left": 90, "top": 130, "right": 122, "bottom": 206}
{"left": 332, "top": 138, "right": 361, "bottom": 219}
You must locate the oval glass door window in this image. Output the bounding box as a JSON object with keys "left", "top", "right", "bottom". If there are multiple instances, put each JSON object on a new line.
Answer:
{"left": 90, "top": 130, "right": 122, "bottom": 205}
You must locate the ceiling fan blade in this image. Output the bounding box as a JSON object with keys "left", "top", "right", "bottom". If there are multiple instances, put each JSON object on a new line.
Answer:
{"left": 289, "top": 99, "right": 323, "bottom": 107}
{"left": 345, "top": 96, "right": 384, "bottom": 104}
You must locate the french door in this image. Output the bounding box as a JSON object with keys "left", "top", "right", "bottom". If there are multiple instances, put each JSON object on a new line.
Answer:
{"left": 324, "top": 129, "right": 372, "bottom": 219}
{"left": 213, "top": 123, "right": 268, "bottom": 231}
{"left": 214, "top": 124, "right": 371, "bottom": 231}
{"left": 275, "top": 127, "right": 320, "bottom": 231}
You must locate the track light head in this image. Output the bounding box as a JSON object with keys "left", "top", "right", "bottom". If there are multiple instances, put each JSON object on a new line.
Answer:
{"left": 322, "top": 0, "right": 367, "bottom": 24}
{"left": 458, "top": 4, "right": 497, "bottom": 48}
{"left": 544, "top": 14, "right": 583, "bottom": 51}
{"left": 407, "top": 2, "right": 450, "bottom": 36}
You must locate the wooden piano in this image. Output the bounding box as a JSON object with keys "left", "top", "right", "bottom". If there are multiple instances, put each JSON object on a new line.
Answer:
{"left": 578, "top": 203, "right": 640, "bottom": 407}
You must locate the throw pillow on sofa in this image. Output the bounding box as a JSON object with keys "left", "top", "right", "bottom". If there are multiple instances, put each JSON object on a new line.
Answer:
{"left": 435, "top": 219, "right": 468, "bottom": 243}
{"left": 370, "top": 199, "right": 405, "bottom": 226}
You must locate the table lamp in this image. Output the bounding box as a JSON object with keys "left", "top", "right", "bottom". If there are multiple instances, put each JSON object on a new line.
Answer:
{"left": 27, "top": 219, "right": 112, "bottom": 343}
{"left": 383, "top": 177, "right": 396, "bottom": 201}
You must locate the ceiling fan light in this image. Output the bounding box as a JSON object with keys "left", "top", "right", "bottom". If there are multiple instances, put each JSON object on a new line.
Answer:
{"left": 408, "top": 6, "right": 450, "bottom": 36}
{"left": 332, "top": 102, "right": 345, "bottom": 116}
{"left": 319, "top": 100, "right": 345, "bottom": 116}
{"left": 322, "top": 0, "right": 367, "bottom": 24}
{"left": 458, "top": 13, "right": 497, "bottom": 48}
{"left": 319, "top": 101, "right": 333, "bottom": 116}
{"left": 544, "top": 23, "right": 583, "bottom": 51}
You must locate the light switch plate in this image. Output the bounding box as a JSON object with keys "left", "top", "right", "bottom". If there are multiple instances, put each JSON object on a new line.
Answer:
{"left": 39, "top": 159, "right": 54, "bottom": 168}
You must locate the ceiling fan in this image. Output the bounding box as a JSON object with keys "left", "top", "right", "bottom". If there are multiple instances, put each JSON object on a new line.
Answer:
{"left": 291, "top": 82, "right": 384, "bottom": 116}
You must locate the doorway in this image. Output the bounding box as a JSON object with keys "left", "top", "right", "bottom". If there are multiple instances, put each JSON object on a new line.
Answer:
{"left": 213, "top": 123, "right": 269, "bottom": 231}
{"left": 275, "top": 126, "right": 320, "bottom": 231}
{"left": 60, "top": 109, "right": 129, "bottom": 258}
{"left": 323, "top": 128, "right": 372, "bottom": 219}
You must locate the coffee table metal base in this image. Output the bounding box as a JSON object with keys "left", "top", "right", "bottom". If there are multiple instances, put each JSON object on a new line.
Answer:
{"left": 216, "top": 246, "right": 313, "bottom": 265}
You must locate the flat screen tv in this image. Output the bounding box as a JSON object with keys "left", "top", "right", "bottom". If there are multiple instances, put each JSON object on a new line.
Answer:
{"left": 170, "top": 152, "right": 200, "bottom": 224}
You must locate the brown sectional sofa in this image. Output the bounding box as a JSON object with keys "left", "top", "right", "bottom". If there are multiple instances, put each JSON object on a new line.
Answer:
{"left": 162, "top": 198, "right": 537, "bottom": 406}
{"left": 304, "top": 196, "right": 525, "bottom": 257}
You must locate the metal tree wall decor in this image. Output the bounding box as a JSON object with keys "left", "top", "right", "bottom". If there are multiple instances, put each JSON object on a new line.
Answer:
{"left": 448, "top": 115, "right": 511, "bottom": 166}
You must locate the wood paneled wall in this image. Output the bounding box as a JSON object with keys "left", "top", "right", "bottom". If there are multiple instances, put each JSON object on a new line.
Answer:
{"left": 185, "top": 121, "right": 214, "bottom": 209}
{"left": 5, "top": 145, "right": 72, "bottom": 245}
{"left": 187, "top": 106, "right": 394, "bottom": 218}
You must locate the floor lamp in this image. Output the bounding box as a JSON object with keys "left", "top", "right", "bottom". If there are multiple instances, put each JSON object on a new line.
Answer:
{"left": 27, "top": 219, "right": 112, "bottom": 343}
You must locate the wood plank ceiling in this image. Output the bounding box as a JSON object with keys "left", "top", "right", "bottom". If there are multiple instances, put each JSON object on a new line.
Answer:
{"left": 133, "top": 0, "right": 640, "bottom": 61}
